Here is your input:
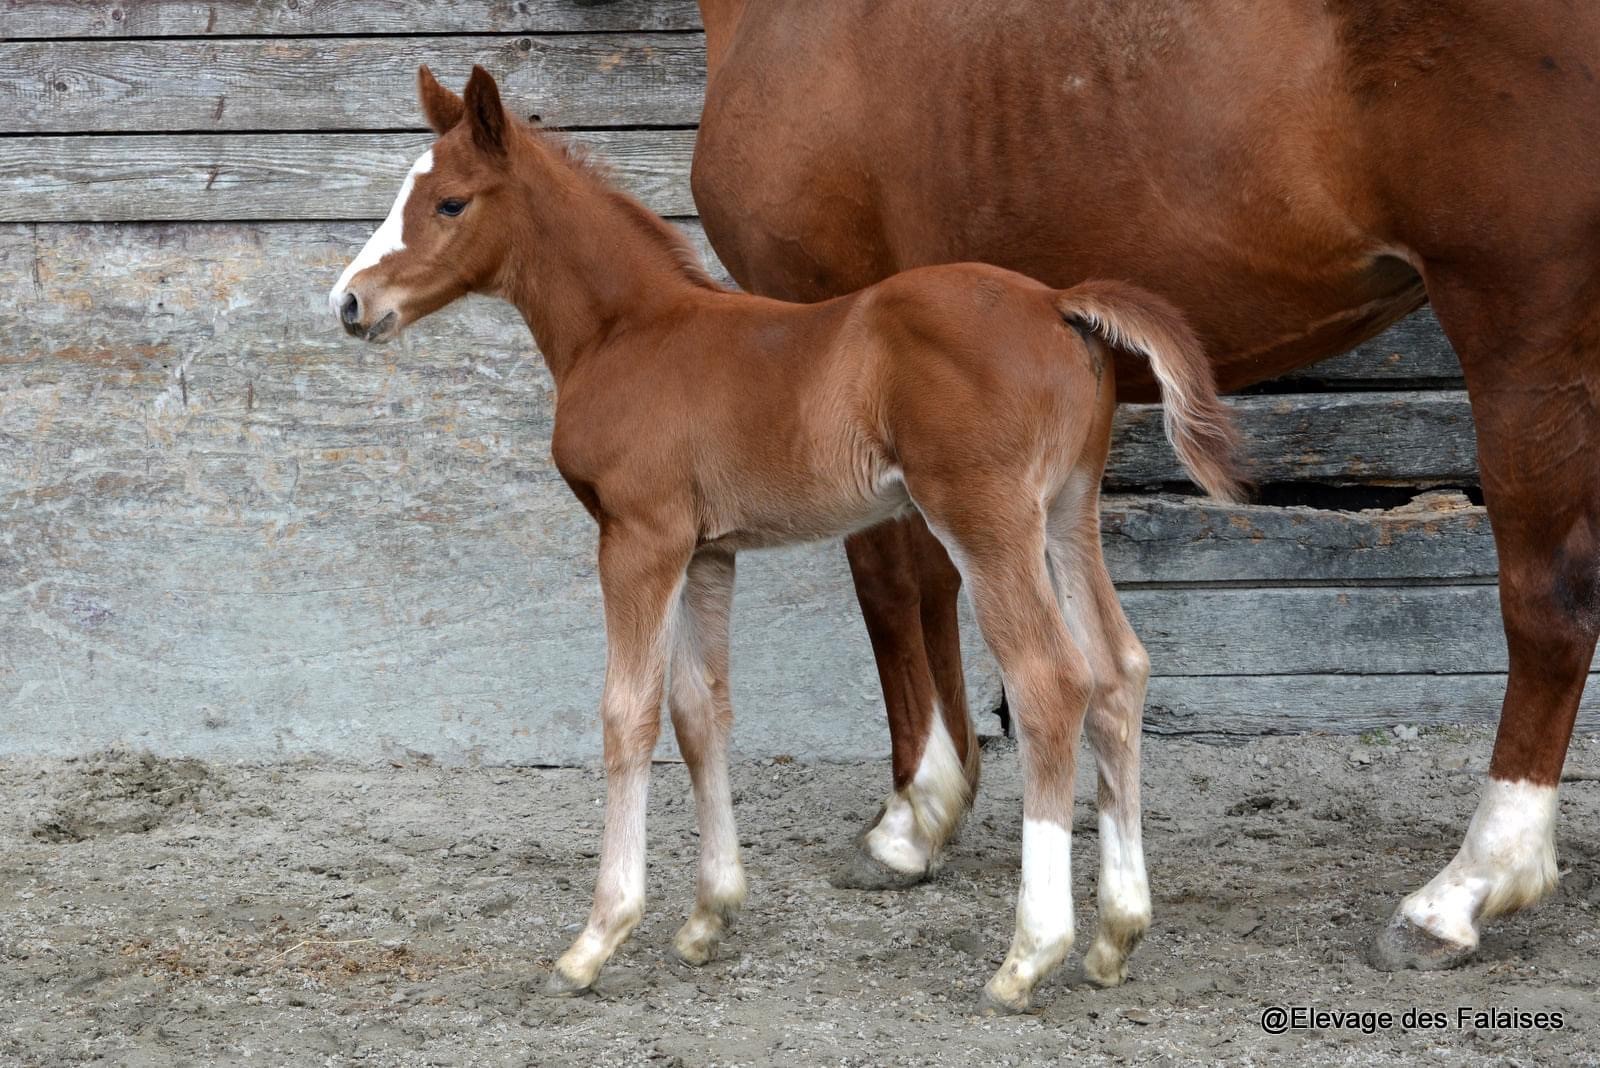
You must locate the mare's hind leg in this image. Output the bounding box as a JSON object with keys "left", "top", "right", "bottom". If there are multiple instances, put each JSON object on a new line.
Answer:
{"left": 665, "top": 549, "right": 746, "bottom": 965}
{"left": 835, "top": 517, "right": 980, "bottom": 889}
{"left": 1046, "top": 478, "right": 1153, "bottom": 988}
{"left": 1373, "top": 258, "right": 1600, "bottom": 968}
{"left": 918, "top": 495, "right": 1091, "bottom": 1014}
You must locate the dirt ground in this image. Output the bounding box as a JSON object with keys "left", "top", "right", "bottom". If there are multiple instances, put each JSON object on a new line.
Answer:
{"left": 2, "top": 728, "right": 1598, "bottom": 1067}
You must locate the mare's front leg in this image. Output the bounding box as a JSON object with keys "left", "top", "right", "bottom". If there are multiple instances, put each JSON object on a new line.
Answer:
{"left": 547, "top": 521, "right": 693, "bottom": 996}
{"left": 837, "top": 516, "right": 980, "bottom": 889}
{"left": 666, "top": 549, "right": 746, "bottom": 965}
{"left": 1372, "top": 256, "right": 1600, "bottom": 969}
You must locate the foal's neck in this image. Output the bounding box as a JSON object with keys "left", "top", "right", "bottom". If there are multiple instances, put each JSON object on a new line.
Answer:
{"left": 498, "top": 138, "right": 715, "bottom": 387}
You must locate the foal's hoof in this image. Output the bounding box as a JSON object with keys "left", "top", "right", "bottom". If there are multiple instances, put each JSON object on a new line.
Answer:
{"left": 829, "top": 847, "right": 928, "bottom": 891}
{"left": 1369, "top": 911, "right": 1477, "bottom": 972}
{"left": 1082, "top": 942, "right": 1132, "bottom": 988}
{"left": 542, "top": 966, "right": 596, "bottom": 998}
{"left": 976, "top": 985, "right": 1033, "bottom": 1016}
{"left": 669, "top": 936, "right": 720, "bottom": 968}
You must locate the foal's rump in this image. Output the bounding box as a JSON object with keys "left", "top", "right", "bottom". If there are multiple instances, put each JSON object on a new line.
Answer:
{"left": 862, "top": 266, "right": 1246, "bottom": 506}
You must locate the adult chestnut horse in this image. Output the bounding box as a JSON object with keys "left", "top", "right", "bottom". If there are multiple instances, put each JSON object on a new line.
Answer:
{"left": 692, "top": 0, "right": 1600, "bottom": 971}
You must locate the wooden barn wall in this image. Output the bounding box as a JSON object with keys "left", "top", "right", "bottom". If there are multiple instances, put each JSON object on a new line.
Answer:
{"left": 1, "top": 3, "right": 1593, "bottom": 763}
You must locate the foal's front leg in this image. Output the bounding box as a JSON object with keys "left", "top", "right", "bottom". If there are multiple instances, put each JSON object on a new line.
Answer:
{"left": 547, "top": 525, "right": 692, "bottom": 996}
{"left": 666, "top": 549, "right": 746, "bottom": 965}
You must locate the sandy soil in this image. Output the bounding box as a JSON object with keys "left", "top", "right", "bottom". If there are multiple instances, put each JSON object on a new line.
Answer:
{"left": 2, "top": 728, "right": 1598, "bottom": 1067}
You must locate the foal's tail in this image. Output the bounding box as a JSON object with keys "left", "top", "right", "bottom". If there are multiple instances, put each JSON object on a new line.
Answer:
{"left": 1055, "top": 280, "right": 1248, "bottom": 503}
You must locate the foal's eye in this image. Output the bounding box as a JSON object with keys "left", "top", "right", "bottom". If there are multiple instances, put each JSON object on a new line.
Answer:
{"left": 438, "top": 198, "right": 467, "bottom": 217}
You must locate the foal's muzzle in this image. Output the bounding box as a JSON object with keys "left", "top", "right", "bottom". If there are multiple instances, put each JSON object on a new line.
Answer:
{"left": 334, "top": 290, "right": 399, "bottom": 343}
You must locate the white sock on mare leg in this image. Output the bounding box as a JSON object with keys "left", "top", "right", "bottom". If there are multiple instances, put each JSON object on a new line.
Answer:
{"left": 1398, "top": 778, "right": 1558, "bottom": 947}
{"left": 865, "top": 706, "right": 968, "bottom": 873}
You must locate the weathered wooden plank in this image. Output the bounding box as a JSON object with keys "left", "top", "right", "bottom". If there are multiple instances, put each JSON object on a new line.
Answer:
{"left": 1123, "top": 585, "right": 1546, "bottom": 676}
{"left": 4, "top": 223, "right": 1477, "bottom": 490}
{"left": 0, "top": 130, "right": 698, "bottom": 221}
{"left": 1101, "top": 492, "right": 1496, "bottom": 585}
{"left": 1144, "top": 674, "right": 1600, "bottom": 739}
{"left": 1273, "top": 308, "right": 1460, "bottom": 386}
{"left": 1108, "top": 391, "right": 1477, "bottom": 489}
{"left": 0, "top": 1, "right": 702, "bottom": 37}
{"left": 1, "top": 36, "right": 705, "bottom": 133}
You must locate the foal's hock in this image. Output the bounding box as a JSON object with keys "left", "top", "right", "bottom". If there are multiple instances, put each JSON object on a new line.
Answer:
{"left": 330, "top": 65, "right": 1244, "bottom": 1014}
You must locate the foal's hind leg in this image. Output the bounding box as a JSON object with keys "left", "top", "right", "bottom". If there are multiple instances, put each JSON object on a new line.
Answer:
{"left": 918, "top": 497, "right": 1091, "bottom": 1014}
{"left": 666, "top": 549, "right": 746, "bottom": 966}
{"left": 1046, "top": 480, "right": 1152, "bottom": 988}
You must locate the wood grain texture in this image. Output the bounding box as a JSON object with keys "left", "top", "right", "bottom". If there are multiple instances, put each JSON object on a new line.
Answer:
{"left": 1108, "top": 390, "right": 1477, "bottom": 489}
{"left": 1101, "top": 493, "right": 1495, "bottom": 585}
{"left": 6, "top": 223, "right": 1476, "bottom": 486}
{"left": 1, "top": 36, "right": 706, "bottom": 133}
{"left": 0, "top": 130, "right": 697, "bottom": 221}
{"left": 1121, "top": 585, "right": 1556, "bottom": 676}
{"left": 0, "top": 0, "right": 702, "bottom": 37}
{"left": 1274, "top": 308, "right": 1459, "bottom": 385}
{"left": 1144, "top": 675, "right": 1600, "bottom": 739}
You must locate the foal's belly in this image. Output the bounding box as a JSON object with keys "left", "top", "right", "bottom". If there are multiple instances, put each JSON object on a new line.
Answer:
{"left": 698, "top": 470, "right": 913, "bottom": 553}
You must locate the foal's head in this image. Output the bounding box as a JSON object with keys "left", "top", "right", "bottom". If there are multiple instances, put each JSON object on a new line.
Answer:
{"left": 328, "top": 66, "right": 529, "bottom": 342}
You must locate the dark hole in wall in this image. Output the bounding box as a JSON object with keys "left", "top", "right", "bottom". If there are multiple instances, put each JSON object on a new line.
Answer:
{"left": 1237, "top": 376, "right": 1465, "bottom": 396}
{"left": 1121, "top": 482, "right": 1484, "bottom": 510}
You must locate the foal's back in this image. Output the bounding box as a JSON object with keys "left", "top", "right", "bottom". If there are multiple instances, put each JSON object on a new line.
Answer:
{"left": 552, "top": 263, "right": 1104, "bottom": 551}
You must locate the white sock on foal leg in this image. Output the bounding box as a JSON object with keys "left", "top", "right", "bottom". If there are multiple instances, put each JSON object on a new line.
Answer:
{"left": 672, "top": 753, "right": 746, "bottom": 965}
{"left": 549, "top": 766, "right": 651, "bottom": 994}
{"left": 983, "top": 817, "right": 1075, "bottom": 1012}
{"left": 1396, "top": 778, "right": 1559, "bottom": 949}
{"left": 1083, "top": 808, "right": 1151, "bottom": 986}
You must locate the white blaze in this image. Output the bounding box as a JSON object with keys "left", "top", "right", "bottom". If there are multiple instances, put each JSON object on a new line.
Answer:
{"left": 1399, "top": 778, "right": 1559, "bottom": 947}
{"left": 328, "top": 149, "right": 434, "bottom": 311}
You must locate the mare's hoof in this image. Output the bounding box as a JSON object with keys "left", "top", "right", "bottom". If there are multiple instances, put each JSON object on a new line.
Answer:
{"left": 829, "top": 847, "right": 928, "bottom": 891}
{"left": 542, "top": 967, "right": 596, "bottom": 998}
{"left": 1369, "top": 911, "right": 1477, "bottom": 972}
{"left": 977, "top": 986, "right": 1033, "bottom": 1016}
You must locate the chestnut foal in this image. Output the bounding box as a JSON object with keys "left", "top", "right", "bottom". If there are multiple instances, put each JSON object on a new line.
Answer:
{"left": 330, "top": 66, "right": 1244, "bottom": 1013}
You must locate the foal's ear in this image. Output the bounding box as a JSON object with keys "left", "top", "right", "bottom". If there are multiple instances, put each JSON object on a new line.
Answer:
{"left": 464, "top": 65, "right": 509, "bottom": 157}
{"left": 417, "top": 65, "right": 464, "bottom": 134}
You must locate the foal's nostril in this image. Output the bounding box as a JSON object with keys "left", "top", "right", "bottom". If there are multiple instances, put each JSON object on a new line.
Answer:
{"left": 340, "top": 292, "right": 361, "bottom": 326}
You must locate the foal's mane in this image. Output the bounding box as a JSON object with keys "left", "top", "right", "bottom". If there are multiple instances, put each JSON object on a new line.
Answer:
{"left": 533, "top": 128, "right": 724, "bottom": 292}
